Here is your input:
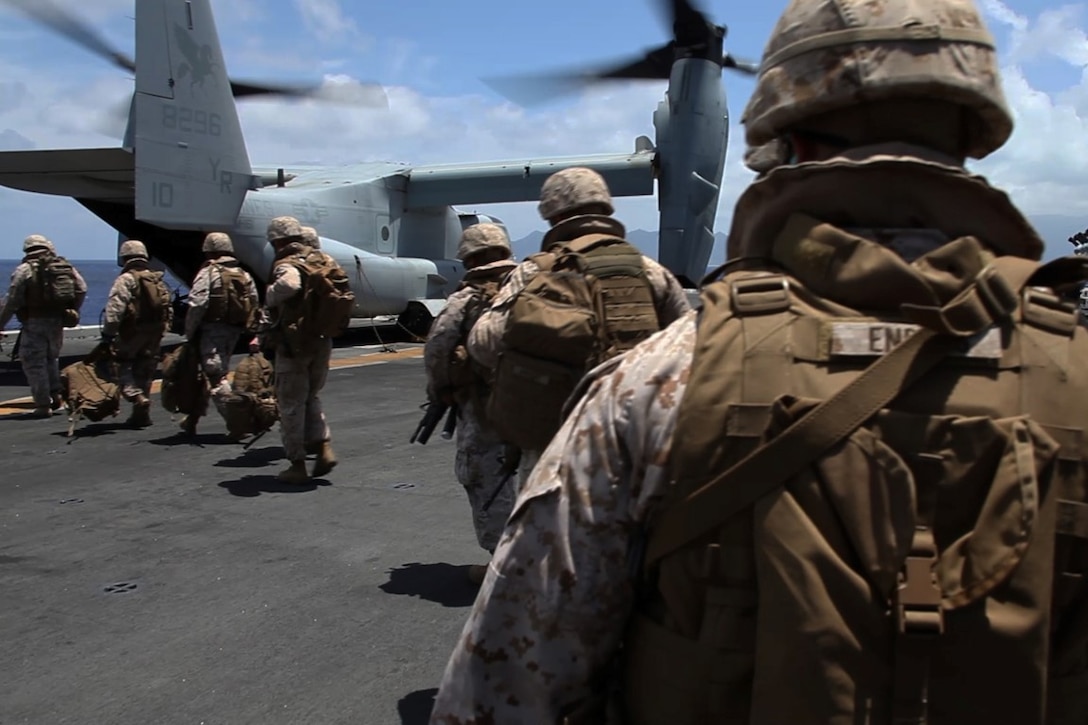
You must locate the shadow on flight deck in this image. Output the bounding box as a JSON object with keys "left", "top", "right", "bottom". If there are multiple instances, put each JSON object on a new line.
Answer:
{"left": 216, "top": 475, "right": 331, "bottom": 497}
{"left": 397, "top": 687, "right": 438, "bottom": 724}
{"left": 379, "top": 562, "right": 480, "bottom": 608}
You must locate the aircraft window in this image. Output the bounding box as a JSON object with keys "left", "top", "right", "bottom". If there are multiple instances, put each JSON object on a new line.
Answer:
{"left": 381, "top": 226, "right": 390, "bottom": 241}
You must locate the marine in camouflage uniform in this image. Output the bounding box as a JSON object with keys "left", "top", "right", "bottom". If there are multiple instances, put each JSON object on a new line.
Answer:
{"left": 432, "top": 1, "right": 1088, "bottom": 722}
{"left": 102, "top": 240, "right": 172, "bottom": 428}
{"left": 0, "top": 235, "right": 87, "bottom": 417}
{"left": 467, "top": 167, "right": 691, "bottom": 490}
{"left": 424, "top": 223, "right": 519, "bottom": 584}
{"left": 263, "top": 215, "right": 337, "bottom": 484}
{"left": 179, "top": 232, "right": 259, "bottom": 436}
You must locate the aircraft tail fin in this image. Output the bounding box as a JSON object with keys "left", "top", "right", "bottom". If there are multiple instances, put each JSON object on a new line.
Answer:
{"left": 132, "top": 0, "right": 254, "bottom": 230}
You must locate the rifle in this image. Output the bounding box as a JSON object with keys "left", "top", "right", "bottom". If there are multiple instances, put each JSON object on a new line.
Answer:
{"left": 483, "top": 444, "right": 521, "bottom": 511}
{"left": 410, "top": 399, "right": 449, "bottom": 444}
{"left": 439, "top": 404, "right": 458, "bottom": 440}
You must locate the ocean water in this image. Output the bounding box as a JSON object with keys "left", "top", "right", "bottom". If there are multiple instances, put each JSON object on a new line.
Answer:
{"left": 0, "top": 259, "right": 188, "bottom": 330}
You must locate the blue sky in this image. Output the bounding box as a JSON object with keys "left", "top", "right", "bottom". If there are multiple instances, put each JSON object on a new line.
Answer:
{"left": 0, "top": 0, "right": 1086, "bottom": 261}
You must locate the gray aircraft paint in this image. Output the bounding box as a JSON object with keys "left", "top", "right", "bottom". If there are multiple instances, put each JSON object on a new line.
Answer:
{"left": 654, "top": 57, "right": 729, "bottom": 286}
{"left": 133, "top": 0, "right": 254, "bottom": 231}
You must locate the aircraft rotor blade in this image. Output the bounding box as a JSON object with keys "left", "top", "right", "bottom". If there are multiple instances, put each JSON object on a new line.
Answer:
{"left": 229, "top": 79, "right": 389, "bottom": 108}
{"left": 3, "top": 0, "right": 389, "bottom": 109}
{"left": 1, "top": 0, "right": 135, "bottom": 71}
{"left": 723, "top": 54, "right": 760, "bottom": 75}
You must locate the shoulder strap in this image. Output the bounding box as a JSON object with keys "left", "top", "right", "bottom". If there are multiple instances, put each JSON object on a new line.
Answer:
{"left": 644, "top": 256, "right": 1041, "bottom": 567}
{"left": 562, "top": 233, "right": 626, "bottom": 255}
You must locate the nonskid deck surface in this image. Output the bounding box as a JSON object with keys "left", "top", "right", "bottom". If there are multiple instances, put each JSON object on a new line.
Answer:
{"left": 0, "top": 327, "right": 481, "bottom": 724}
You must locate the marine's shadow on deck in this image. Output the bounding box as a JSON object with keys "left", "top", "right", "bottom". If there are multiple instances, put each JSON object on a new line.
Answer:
{"left": 398, "top": 688, "right": 438, "bottom": 725}
{"left": 217, "top": 475, "right": 331, "bottom": 497}
{"left": 379, "top": 562, "right": 481, "bottom": 608}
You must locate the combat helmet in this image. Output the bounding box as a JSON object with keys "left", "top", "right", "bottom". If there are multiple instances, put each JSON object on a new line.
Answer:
{"left": 742, "top": 0, "right": 1013, "bottom": 161}
{"left": 537, "top": 167, "right": 614, "bottom": 224}
{"left": 202, "top": 232, "right": 233, "bottom": 254}
{"left": 119, "top": 240, "right": 149, "bottom": 259}
{"left": 457, "top": 223, "right": 511, "bottom": 261}
{"left": 300, "top": 226, "right": 321, "bottom": 249}
{"left": 22, "top": 234, "right": 54, "bottom": 254}
{"left": 266, "top": 216, "right": 303, "bottom": 243}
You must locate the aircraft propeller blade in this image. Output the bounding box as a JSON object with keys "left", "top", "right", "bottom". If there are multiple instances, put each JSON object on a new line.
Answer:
{"left": 1, "top": 0, "right": 388, "bottom": 108}
{"left": 483, "top": 0, "right": 757, "bottom": 105}
{"left": 1, "top": 0, "right": 135, "bottom": 72}
{"left": 229, "top": 79, "right": 388, "bottom": 108}
{"left": 722, "top": 54, "right": 760, "bottom": 75}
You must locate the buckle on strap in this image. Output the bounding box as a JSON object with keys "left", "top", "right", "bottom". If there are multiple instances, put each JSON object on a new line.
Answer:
{"left": 730, "top": 275, "right": 790, "bottom": 315}
{"left": 896, "top": 528, "right": 944, "bottom": 636}
{"left": 902, "top": 265, "right": 1019, "bottom": 337}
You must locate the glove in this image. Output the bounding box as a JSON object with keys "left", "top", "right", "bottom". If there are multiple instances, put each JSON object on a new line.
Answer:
{"left": 100, "top": 333, "right": 115, "bottom": 344}
{"left": 248, "top": 336, "right": 260, "bottom": 353}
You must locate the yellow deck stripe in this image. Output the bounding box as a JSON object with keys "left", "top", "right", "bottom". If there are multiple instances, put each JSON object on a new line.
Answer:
{"left": 0, "top": 347, "right": 422, "bottom": 416}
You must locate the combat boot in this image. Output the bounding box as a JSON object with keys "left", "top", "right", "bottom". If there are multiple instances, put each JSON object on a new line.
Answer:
{"left": 312, "top": 442, "right": 338, "bottom": 477}
{"left": 126, "top": 396, "right": 152, "bottom": 428}
{"left": 278, "top": 460, "right": 310, "bottom": 485}
{"left": 30, "top": 406, "right": 52, "bottom": 419}
{"left": 179, "top": 414, "right": 199, "bottom": 436}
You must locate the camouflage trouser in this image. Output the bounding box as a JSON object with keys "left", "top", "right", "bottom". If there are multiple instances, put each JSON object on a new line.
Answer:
{"left": 274, "top": 340, "right": 331, "bottom": 461}
{"left": 454, "top": 399, "right": 517, "bottom": 553}
{"left": 193, "top": 323, "right": 242, "bottom": 418}
{"left": 517, "top": 448, "right": 542, "bottom": 493}
{"left": 114, "top": 331, "right": 163, "bottom": 402}
{"left": 18, "top": 318, "right": 64, "bottom": 407}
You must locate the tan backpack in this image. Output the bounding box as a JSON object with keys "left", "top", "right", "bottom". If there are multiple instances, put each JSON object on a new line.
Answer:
{"left": 279, "top": 250, "right": 355, "bottom": 355}
{"left": 487, "top": 234, "right": 660, "bottom": 450}
{"left": 121, "top": 269, "right": 170, "bottom": 336}
{"left": 205, "top": 261, "right": 256, "bottom": 329}
{"left": 445, "top": 264, "right": 511, "bottom": 404}
{"left": 24, "top": 253, "right": 79, "bottom": 321}
{"left": 223, "top": 352, "right": 278, "bottom": 440}
{"left": 159, "top": 342, "right": 205, "bottom": 415}
{"left": 614, "top": 252, "right": 1088, "bottom": 725}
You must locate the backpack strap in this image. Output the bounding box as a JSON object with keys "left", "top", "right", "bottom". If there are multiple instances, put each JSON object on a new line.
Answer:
{"left": 644, "top": 255, "right": 1040, "bottom": 568}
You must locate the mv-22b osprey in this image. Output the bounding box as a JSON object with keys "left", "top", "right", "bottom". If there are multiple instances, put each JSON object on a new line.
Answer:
{"left": 0, "top": 0, "right": 757, "bottom": 333}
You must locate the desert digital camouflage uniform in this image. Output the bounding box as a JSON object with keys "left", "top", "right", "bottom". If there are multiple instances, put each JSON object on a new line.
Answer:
{"left": 467, "top": 214, "right": 690, "bottom": 488}
{"left": 432, "top": 0, "right": 1088, "bottom": 722}
{"left": 424, "top": 257, "right": 519, "bottom": 553}
{"left": 184, "top": 240, "right": 259, "bottom": 421}
{"left": 263, "top": 216, "right": 337, "bottom": 483}
{"left": 0, "top": 236, "right": 87, "bottom": 415}
{"left": 102, "top": 242, "right": 171, "bottom": 424}
{"left": 267, "top": 246, "right": 331, "bottom": 458}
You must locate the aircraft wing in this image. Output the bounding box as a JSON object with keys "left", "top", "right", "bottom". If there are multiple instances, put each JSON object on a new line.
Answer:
{"left": 403, "top": 150, "right": 655, "bottom": 208}
{"left": 0, "top": 148, "right": 135, "bottom": 203}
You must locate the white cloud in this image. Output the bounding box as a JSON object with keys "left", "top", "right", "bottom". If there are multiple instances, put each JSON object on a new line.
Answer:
{"left": 292, "top": 0, "right": 363, "bottom": 46}
{"left": 970, "top": 0, "right": 1088, "bottom": 220}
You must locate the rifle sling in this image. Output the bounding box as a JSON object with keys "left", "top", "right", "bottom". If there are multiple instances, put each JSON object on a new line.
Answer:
{"left": 643, "top": 257, "right": 1040, "bottom": 568}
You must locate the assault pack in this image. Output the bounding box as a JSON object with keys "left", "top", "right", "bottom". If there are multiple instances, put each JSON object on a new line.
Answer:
{"left": 445, "top": 263, "right": 513, "bottom": 407}
{"left": 24, "top": 254, "right": 80, "bottom": 324}
{"left": 487, "top": 234, "right": 659, "bottom": 450}
{"left": 616, "top": 239, "right": 1088, "bottom": 724}
{"left": 279, "top": 250, "right": 355, "bottom": 354}
{"left": 121, "top": 269, "right": 171, "bottom": 336}
{"left": 61, "top": 343, "right": 121, "bottom": 435}
{"left": 223, "top": 351, "right": 278, "bottom": 441}
{"left": 205, "top": 261, "right": 256, "bottom": 329}
{"left": 159, "top": 342, "right": 205, "bottom": 416}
